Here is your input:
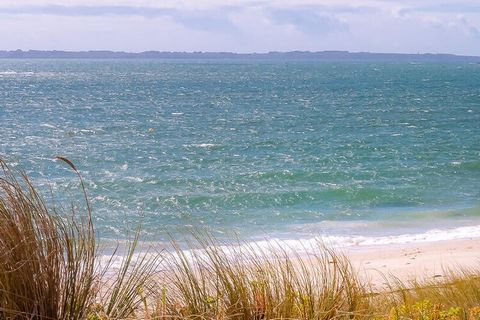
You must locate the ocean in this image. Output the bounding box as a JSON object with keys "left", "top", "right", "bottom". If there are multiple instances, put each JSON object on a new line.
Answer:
{"left": 1, "top": 59, "right": 479, "bottom": 248}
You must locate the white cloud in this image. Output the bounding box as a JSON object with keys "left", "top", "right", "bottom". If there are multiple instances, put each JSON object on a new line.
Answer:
{"left": 0, "top": 0, "right": 479, "bottom": 54}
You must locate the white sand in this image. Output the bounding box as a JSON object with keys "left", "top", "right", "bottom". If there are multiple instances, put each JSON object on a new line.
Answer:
{"left": 345, "top": 238, "right": 480, "bottom": 289}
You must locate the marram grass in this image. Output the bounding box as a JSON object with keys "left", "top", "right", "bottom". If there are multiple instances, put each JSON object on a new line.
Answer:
{"left": 0, "top": 158, "right": 96, "bottom": 319}
{"left": 0, "top": 158, "right": 158, "bottom": 320}
{"left": 153, "top": 234, "right": 370, "bottom": 319}
{"left": 1, "top": 158, "right": 480, "bottom": 320}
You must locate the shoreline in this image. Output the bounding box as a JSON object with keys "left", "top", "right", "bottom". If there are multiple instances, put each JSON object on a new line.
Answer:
{"left": 99, "top": 217, "right": 480, "bottom": 248}
{"left": 99, "top": 234, "right": 480, "bottom": 289}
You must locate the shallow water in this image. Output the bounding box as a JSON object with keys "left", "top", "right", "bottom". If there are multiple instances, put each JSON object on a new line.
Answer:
{"left": 1, "top": 59, "right": 479, "bottom": 246}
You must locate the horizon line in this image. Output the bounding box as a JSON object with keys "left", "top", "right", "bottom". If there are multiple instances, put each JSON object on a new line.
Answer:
{"left": 2, "top": 49, "right": 480, "bottom": 62}
{"left": 2, "top": 49, "right": 480, "bottom": 57}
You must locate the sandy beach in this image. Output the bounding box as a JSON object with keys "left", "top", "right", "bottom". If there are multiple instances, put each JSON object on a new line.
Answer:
{"left": 345, "top": 238, "right": 480, "bottom": 289}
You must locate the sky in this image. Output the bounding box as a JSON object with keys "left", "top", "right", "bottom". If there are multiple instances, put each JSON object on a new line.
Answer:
{"left": 1, "top": 0, "right": 480, "bottom": 55}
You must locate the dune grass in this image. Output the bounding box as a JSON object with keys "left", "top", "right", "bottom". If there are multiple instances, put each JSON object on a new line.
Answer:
{"left": 373, "top": 270, "right": 480, "bottom": 320}
{"left": 0, "top": 158, "right": 158, "bottom": 320}
{"left": 1, "top": 158, "right": 480, "bottom": 319}
{"left": 0, "top": 158, "right": 97, "bottom": 319}
{"left": 153, "top": 234, "right": 370, "bottom": 319}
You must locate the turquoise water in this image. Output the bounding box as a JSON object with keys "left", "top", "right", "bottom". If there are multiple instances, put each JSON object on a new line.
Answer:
{"left": 1, "top": 60, "right": 479, "bottom": 245}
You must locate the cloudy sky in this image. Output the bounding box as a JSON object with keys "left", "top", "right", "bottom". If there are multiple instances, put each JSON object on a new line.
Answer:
{"left": 1, "top": 0, "right": 480, "bottom": 55}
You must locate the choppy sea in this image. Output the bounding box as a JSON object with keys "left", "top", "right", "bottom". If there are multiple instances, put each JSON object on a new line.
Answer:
{"left": 1, "top": 59, "right": 479, "bottom": 249}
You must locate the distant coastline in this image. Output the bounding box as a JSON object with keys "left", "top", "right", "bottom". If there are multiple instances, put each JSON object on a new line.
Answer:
{"left": 1, "top": 49, "right": 480, "bottom": 61}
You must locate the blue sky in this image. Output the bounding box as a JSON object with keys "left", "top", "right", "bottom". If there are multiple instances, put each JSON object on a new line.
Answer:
{"left": 1, "top": 0, "right": 480, "bottom": 55}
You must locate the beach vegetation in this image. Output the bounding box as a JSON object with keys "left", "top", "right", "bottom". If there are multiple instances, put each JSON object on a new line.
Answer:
{"left": 151, "top": 234, "right": 370, "bottom": 319}
{"left": 1, "top": 158, "right": 480, "bottom": 319}
{"left": 375, "top": 270, "right": 480, "bottom": 320}
{"left": 0, "top": 158, "right": 158, "bottom": 320}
